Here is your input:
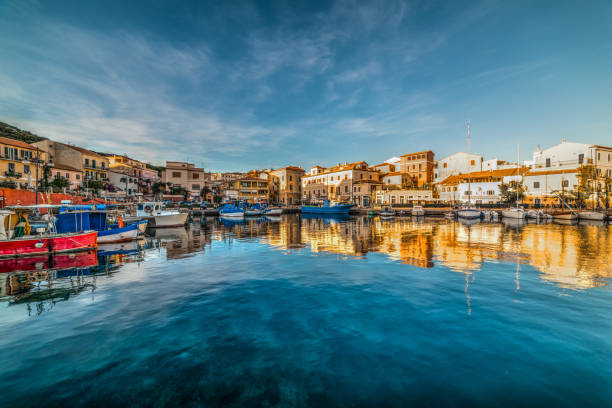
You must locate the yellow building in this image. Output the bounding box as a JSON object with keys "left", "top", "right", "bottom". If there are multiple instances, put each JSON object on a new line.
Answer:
{"left": 0, "top": 136, "right": 46, "bottom": 189}
{"left": 232, "top": 172, "right": 270, "bottom": 202}
{"left": 33, "top": 140, "right": 109, "bottom": 185}
{"left": 269, "top": 166, "right": 305, "bottom": 205}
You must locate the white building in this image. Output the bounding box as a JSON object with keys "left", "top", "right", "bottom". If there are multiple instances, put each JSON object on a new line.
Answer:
{"left": 108, "top": 170, "right": 140, "bottom": 196}
{"left": 437, "top": 168, "right": 526, "bottom": 204}
{"left": 374, "top": 189, "right": 434, "bottom": 205}
{"left": 531, "top": 140, "right": 592, "bottom": 169}
{"left": 523, "top": 168, "right": 579, "bottom": 206}
{"left": 434, "top": 152, "right": 483, "bottom": 183}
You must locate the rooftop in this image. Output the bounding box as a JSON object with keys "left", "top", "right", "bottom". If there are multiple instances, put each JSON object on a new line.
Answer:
{"left": 0, "top": 136, "right": 38, "bottom": 150}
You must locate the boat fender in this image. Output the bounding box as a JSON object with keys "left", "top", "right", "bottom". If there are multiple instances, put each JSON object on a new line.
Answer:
{"left": 35, "top": 241, "right": 45, "bottom": 249}
{"left": 117, "top": 216, "right": 124, "bottom": 228}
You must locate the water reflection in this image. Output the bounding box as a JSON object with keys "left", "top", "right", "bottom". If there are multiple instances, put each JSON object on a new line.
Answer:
{"left": 1, "top": 216, "right": 610, "bottom": 314}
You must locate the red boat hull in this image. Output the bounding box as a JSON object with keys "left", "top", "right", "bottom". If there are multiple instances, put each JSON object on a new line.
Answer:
{"left": 0, "top": 231, "right": 98, "bottom": 258}
{"left": 0, "top": 250, "right": 98, "bottom": 274}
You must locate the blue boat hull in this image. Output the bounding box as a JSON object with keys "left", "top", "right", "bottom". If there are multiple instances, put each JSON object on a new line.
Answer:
{"left": 301, "top": 205, "right": 353, "bottom": 215}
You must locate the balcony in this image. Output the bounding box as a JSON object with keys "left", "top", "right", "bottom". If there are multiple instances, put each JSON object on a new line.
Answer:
{"left": 4, "top": 171, "right": 23, "bottom": 178}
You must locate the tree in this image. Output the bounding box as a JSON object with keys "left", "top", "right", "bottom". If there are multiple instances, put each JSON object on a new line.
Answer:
{"left": 170, "top": 185, "right": 188, "bottom": 199}
{"left": 499, "top": 181, "right": 525, "bottom": 204}
{"left": 51, "top": 176, "right": 69, "bottom": 189}
{"left": 39, "top": 164, "right": 52, "bottom": 190}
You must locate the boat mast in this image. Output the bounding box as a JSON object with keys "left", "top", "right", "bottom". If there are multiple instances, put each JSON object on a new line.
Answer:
{"left": 467, "top": 121, "right": 471, "bottom": 206}
{"left": 516, "top": 142, "right": 520, "bottom": 209}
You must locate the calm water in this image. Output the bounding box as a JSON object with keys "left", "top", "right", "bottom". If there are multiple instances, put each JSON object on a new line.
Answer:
{"left": 1, "top": 215, "right": 611, "bottom": 407}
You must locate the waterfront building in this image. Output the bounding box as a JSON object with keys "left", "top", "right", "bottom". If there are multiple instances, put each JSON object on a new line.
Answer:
{"left": 381, "top": 172, "right": 411, "bottom": 187}
{"left": 352, "top": 179, "right": 382, "bottom": 207}
{"left": 522, "top": 168, "right": 579, "bottom": 206}
{"left": 34, "top": 139, "right": 109, "bottom": 185}
{"left": 301, "top": 161, "right": 381, "bottom": 205}
{"left": 268, "top": 166, "right": 305, "bottom": 205}
{"left": 50, "top": 164, "right": 82, "bottom": 192}
{"left": 162, "top": 161, "right": 206, "bottom": 199}
{"left": 437, "top": 168, "right": 527, "bottom": 204}
{"left": 398, "top": 150, "right": 434, "bottom": 187}
{"left": 374, "top": 188, "right": 434, "bottom": 205}
{"left": 231, "top": 173, "right": 270, "bottom": 202}
{"left": 433, "top": 152, "right": 483, "bottom": 184}
{"left": 0, "top": 137, "right": 46, "bottom": 189}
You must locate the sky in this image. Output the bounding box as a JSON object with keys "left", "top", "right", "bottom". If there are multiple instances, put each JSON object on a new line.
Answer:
{"left": 0, "top": 0, "right": 611, "bottom": 171}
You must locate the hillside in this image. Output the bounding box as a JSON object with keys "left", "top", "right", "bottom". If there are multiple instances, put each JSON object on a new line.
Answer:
{"left": 0, "top": 121, "right": 46, "bottom": 144}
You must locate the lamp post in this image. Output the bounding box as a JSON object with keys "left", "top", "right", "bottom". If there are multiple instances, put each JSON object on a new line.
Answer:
{"left": 35, "top": 147, "right": 40, "bottom": 206}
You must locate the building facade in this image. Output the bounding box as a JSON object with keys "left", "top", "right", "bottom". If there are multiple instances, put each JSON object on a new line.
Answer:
{"left": 374, "top": 189, "right": 434, "bottom": 205}
{"left": 50, "top": 164, "right": 82, "bottom": 191}
{"left": 269, "top": 166, "right": 305, "bottom": 205}
{"left": 301, "top": 161, "right": 381, "bottom": 205}
{"left": 399, "top": 150, "right": 434, "bottom": 187}
{"left": 162, "top": 161, "right": 206, "bottom": 199}
{"left": 0, "top": 137, "right": 45, "bottom": 189}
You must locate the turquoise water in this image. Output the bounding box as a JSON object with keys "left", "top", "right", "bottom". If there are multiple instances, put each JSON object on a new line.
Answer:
{"left": 1, "top": 216, "right": 611, "bottom": 407}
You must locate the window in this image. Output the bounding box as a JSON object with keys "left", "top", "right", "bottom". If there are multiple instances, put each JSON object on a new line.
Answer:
{"left": 597, "top": 152, "right": 600, "bottom": 161}
{"left": 443, "top": 162, "right": 447, "bottom": 168}
{"left": 76, "top": 174, "right": 80, "bottom": 180}
{"left": 172, "top": 172, "right": 181, "bottom": 178}
{"left": 101, "top": 162, "right": 105, "bottom": 169}
{"left": 192, "top": 173, "right": 199, "bottom": 179}
{"left": 546, "top": 158, "right": 551, "bottom": 167}
{"left": 192, "top": 184, "right": 200, "bottom": 190}
{"left": 85, "top": 158, "right": 89, "bottom": 166}
{"left": 578, "top": 154, "right": 584, "bottom": 164}
{"left": 8, "top": 163, "right": 15, "bottom": 173}
{"left": 66, "top": 173, "right": 69, "bottom": 178}
{"left": 55, "top": 172, "right": 60, "bottom": 178}
{"left": 534, "top": 181, "right": 540, "bottom": 188}
{"left": 562, "top": 180, "right": 569, "bottom": 187}
{"left": 470, "top": 159, "right": 475, "bottom": 166}
{"left": 23, "top": 165, "right": 30, "bottom": 174}
{"left": 289, "top": 175, "right": 292, "bottom": 181}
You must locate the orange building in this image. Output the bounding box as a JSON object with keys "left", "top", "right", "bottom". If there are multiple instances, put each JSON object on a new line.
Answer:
{"left": 399, "top": 150, "right": 434, "bottom": 187}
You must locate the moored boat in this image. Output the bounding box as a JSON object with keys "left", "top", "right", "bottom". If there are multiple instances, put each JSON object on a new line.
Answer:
{"left": 553, "top": 212, "right": 577, "bottom": 221}
{"left": 128, "top": 202, "right": 188, "bottom": 227}
{"left": 411, "top": 205, "right": 425, "bottom": 217}
{"left": 263, "top": 207, "right": 283, "bottom": 216}
{"left": 0, "top": 208, "right": 97, "bottom": 259}
{"left": 502, "top": 207, "right": 527, "bottom": 219}
{"left": 301, "top": 200, "right": 354, "bottom": 215}
{"left": 578, "top": 211, "right": 606, "bottom": 221}
{"left": 97, "top": 223, "right": 140, "bottom": 243}
{"left": 379, "top": 207, "right": 395, "bottom": 217}
{"left": 457, "top": 206, "right": 482, "bottom": 219}
{"left": 219, "top": 202, "right": 245, "bottom": 218}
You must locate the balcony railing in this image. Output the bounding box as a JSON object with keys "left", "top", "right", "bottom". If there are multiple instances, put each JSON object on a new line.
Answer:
{"left": 4, "top": 171, "right": 23, "bottom": 178}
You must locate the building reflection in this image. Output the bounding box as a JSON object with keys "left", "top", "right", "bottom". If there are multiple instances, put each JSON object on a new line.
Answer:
{"left": 149, "top": 225, "right": 211, "bottom": 259}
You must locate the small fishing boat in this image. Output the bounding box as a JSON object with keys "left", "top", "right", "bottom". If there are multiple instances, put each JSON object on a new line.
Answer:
{"left": 457, "top": 206, "right": 482, "bottom": 219}
{"left": 526, "top": 210, "right": 539, "bottom": 219}
{"left": 55, "top": 205, "right": 140, "bottom": 244}
{"left": 482, "top": 210, "right": 498, "bottom": 221}
{"left": 97, "top": 223, "right": 139, "bottom": 243}
{"left": 411, "top": 205, "right": 425, "bottom": 217}
{"left": 219, "top": 202, "right": 245, "bottom": 218}
{"left": 553, "top": 212, "right": 577, "bottom": 221}
{"left": 0, "top": 207, "right": 97, "bottom": 259}
{"left": 379, "top": 207, "right": 396, "bottom": 217}
{"left": 502, "top": 207, "right": 526, "bottom": 219}
{"left": 245, "top": 203, "right": 263, "bottom": 216}
{"left": 128, "top": 202, "right": 188, "bottom": 228}
{"left": 578, "top": 211, "right": 606, "bottom": 221}
{"left": 301, "top": 200, "right": 354, "bottom": 215}
{"left": 263, "top": 207, "right": 283, "bottom": 216}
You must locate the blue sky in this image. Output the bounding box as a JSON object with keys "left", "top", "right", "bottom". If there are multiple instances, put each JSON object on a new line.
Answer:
{"left": 1, "top": 0, "right": 611, "bottom": 171}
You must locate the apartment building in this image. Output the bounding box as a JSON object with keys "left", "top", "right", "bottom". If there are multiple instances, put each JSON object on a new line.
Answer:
{"left": 50, "top": 164, "right": 82, "bottom": 191}
{"left": 301, "top": 161, "right": 381, "bottom": 205}
{"left": 162, "top": 161, "right": 206, "bottom": 198}
{"left": 269, "top": 166, "right": 305, "bottom": 205}
{"left": 0, "top": 137, "right": 46, "bottom": 189}
{"left": 437, "top": 168, "right": 527, "bottom": 204}
{"left": 399, "top": 150, "right": 434, "bottom": 187}
{"left": 231, "top": 174, "right": 270, "bottom": 202}
{"left": 34, "top": 140, "right": 109, "bottom": 184}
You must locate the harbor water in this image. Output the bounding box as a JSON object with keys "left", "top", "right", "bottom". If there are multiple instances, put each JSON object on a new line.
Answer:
{"left": 0, "top": 215, "right": 611, "bottom": 407}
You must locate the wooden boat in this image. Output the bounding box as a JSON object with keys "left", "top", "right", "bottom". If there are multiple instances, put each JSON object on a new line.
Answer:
{"left": 578, "top": 211, "right": 606, "bottom": 221}
{"left": 0, "top": 208, "right": 97, "bottom": 259}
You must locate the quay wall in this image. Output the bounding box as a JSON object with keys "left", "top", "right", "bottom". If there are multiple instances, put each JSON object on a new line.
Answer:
{"left": 0, "top": 189, "right": 108, "bottom": 207}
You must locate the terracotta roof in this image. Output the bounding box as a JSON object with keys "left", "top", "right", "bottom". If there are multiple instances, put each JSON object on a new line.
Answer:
{"left": 400, "top": 150, "right": 433, "bottom": 157}
{"left": 383, "top": 171, "right": 405, "bottom": 177}
{"left": 525, "top": 168, "right": 578, "bottom": 176}
{"left": 438, "top": 167, "right": 529, "bottom": 185}
{"left": 353, "top": 180, "right": 383, "bottom": 184}
{"left": 304, "top": 161, "right": 376, "bottom": 177}
{"left": 271, "top": 166, "right": 305, "bottom": 173}
{"left": 0, "top": 136, "right": 37, "bottom": 150}
{"left": 590, "top": 145, "right": 612, "bottom": 150}
{"left": 58, "top": 143, "right": 108, "bottom": 159}
{"left": 51, "top": 164, "right": 81, "bottom": 172}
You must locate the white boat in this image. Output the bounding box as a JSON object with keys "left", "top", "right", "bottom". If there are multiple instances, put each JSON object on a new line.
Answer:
{"left": 578, "top": 211, "right": 606, "bottom": 221}
{"left": 554, "top": 212, "right": 577, "bottom": 221}
{"left": 457, "top": 207, "right": 481, "bottom": 219}
{"left": 526, "top": 210, "right": 539, "bottom": 219}
{"left": 245, "top": 209, "right": 263, "bottom": 216}
{"left": 263, "top": 207, "right": 283, "bottom": 216}
{"left": 482, "top": 210, "right": 499, "bottom": 221}
{"left": 411, "top": 205, "right": 424, "bottom": 217}
{"left": 379, "top": 207, "right": 395, "bottom": 217}
{"left": 132, "top": 202, "right": 188, "bottom": 228}
{"left": 97, "top": 223, "right": 140, "bottom": 243}
{"left": 502, "top": 207, "right": 526, "bottom": 219}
